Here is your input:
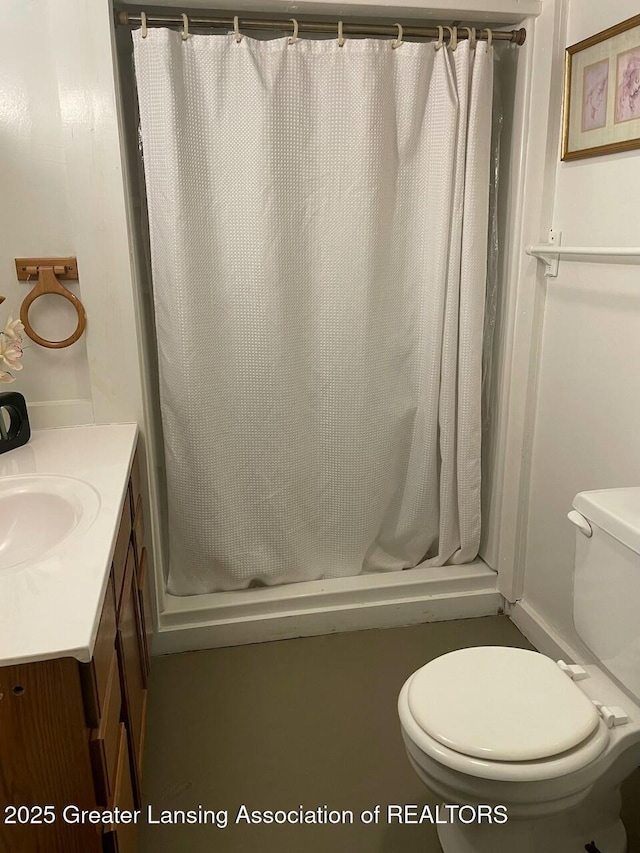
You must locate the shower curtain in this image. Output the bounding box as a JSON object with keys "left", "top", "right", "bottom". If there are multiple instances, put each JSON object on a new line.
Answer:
{"left": 133, "top": 28, "right": 493, "bottom": 594}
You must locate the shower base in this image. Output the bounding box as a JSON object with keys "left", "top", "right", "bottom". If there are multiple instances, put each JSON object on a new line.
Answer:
{"left": 153, "top": 560, "right": 502, "bottom": 654}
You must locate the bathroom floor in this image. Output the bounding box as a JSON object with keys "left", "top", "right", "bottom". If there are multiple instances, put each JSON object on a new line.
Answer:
{"left": 140, "top": 616, "right": 640, "bottom": 852}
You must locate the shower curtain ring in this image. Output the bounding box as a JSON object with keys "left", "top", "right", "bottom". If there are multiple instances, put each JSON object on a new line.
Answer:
{"left": 140, "top": 10, "right": 148, "bottom": 38}
{"left": 391, "top": 23, "right": 403, "bottom": 49}
{"left": 449, "top": 25, "right": 458, "bottom": 50}
{"left": 337, "top": 21, "right": 345, "bottom": 47}
{"left": 181, "top": 13, "right": 190, "bottom": 40}
{"left": 288, "top": 18, "right": 299, "bottom": 44}
{"left": 443, "top": 26, "right": 454, "bottom": 48}
{"left": 484, "top": 28, "right": 493, "bottom": 48}
{"left": 464, "top": 26, "right": 476, "bottom": 49}
{"left": 233, "top": 15, "right": 243, "bottom": 43}
{"left": 435, "top": 26, "right": 444, "bottom": 50}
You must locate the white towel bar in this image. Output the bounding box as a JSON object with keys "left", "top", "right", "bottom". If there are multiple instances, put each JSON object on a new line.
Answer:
{"left": 527, "top": 231, "right": 640, "bottom": 277}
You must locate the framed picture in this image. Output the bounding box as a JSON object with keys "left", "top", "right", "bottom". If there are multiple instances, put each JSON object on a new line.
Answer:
{"left": 562, "top": 14, "right": 640, "bottom": 161}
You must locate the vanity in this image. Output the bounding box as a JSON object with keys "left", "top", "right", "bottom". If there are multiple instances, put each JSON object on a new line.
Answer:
{"left": 0, "top": 425, "right": 151, "bottom": 853}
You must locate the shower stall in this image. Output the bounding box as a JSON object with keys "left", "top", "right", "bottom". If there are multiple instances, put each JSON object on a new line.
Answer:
{"left": 112, "top": 0, "right": 548, "bottom": 652}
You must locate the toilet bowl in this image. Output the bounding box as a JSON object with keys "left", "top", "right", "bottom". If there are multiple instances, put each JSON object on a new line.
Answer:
{"left": 398, "top": 488, "right": 640, "bottom": 853}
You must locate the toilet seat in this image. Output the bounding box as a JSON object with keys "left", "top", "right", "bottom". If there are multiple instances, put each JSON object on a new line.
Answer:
{"left": 399, "top": 678, "right": 611, "bottom": 782}
{"left": 407, "top": 646, "right": 601, "bottom": 761}
{"left": 399, "top": 647, "right": 613, "bottom": 783}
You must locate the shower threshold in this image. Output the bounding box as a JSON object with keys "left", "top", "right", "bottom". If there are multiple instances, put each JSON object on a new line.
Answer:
{"left": 154, "top": 560, "right": 502, "bottom": 654}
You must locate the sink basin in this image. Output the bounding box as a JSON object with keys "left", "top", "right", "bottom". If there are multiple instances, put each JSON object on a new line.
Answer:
{"left": 0, "top": 475, "right": 100, "bottom": 572}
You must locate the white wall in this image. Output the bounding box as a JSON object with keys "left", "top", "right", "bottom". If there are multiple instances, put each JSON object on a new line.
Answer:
{"left": 522, "top": 1, "right": 640, "bottom": 647}
{"left": 1, "top": 0, "right": 147, "bottom": 431}
{"left": 1, "top": 1, "right": 93, "bottom": 426}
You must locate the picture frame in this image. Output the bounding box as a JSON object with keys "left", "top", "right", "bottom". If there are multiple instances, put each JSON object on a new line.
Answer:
{"left": 562, "top": 14, "right": 640, "bottom": 161}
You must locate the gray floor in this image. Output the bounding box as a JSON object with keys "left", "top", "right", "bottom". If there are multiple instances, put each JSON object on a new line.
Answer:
{"left": 140, "top": 617, "right": 640, "bottom": 852}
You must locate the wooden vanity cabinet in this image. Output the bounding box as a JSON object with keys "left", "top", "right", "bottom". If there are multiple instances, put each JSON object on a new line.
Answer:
{"left": 0, "top": 448, "right": 152, "bottom": 853}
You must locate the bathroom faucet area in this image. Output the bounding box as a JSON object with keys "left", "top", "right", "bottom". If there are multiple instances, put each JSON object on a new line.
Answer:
{"left": 2, "top": 1, "right": 640, "bottom": 852}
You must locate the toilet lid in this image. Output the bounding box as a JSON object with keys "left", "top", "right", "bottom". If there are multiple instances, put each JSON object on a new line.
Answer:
{"left": 407, "top": 647, "right": 601, "bottom": 762}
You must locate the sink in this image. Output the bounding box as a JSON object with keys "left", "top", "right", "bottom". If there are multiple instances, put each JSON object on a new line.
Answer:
{"left": 0, "top": 475, "right": 100, "bottom": 572}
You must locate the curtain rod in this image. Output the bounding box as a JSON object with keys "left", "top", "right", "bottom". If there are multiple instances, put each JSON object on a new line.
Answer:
{"left": 116, "top": 10, "right": 527, "bottom": 45}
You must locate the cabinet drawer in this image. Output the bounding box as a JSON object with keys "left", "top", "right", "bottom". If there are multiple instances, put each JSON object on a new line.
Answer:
{"left": 117, "top": 545, "right": 148, "bottom": 806}
{"left": 132, "top": 496, "right": 145, "bottom": 568}
{"left": 80, "top": 574, "right": 116, "bottom": 728}
{"left": 129, "top": 452, "right": 142, "bottom": 522}
{"left": 103, "top": 725, "right": 138, "bottom": 853}
{"left": 113, "top": 501, "right": 132, "bottom": 615}
{"left": 90, "top": 652, "right": 122, "bottom": 808}
{"left": 136, "top": 549, "right": 151, "bottom": 678}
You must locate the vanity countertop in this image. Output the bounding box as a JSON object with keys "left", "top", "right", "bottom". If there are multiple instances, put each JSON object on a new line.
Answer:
{"left": 0, "top": 424, "right": 138, "bottom": 667}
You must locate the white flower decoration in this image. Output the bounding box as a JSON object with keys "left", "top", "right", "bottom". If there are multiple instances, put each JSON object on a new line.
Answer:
{"left": 0, "top": 338, "right": 22, "bottom": 371}
{"left": 0, "top": 309, "right": 25, "bottom": 383}
{"left": 3, "top": 315, "right": 24, "bottom": 342}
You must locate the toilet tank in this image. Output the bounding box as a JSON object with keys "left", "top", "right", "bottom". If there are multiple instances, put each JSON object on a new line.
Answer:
{"left": 571, "top": 488, "right": 640, "bottom": 702}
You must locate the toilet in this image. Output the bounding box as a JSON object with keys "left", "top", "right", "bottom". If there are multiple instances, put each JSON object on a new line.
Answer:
{"left": 398, "top": 487, "right": 640, "bottom": 853}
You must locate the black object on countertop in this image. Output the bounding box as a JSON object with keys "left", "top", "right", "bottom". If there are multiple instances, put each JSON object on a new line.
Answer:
{"left": 0, "top": 392, "right": 31, "bottom": 454}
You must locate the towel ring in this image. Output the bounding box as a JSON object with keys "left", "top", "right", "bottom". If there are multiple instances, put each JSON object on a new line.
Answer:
{"left": 233, "top": 16, "right": 243, "bottom": 42}
{"left": 391, "top": 23, "right": 403, "bottom": 49}
{"left": 181, "top": 13, "right": 190, "bottom": 40}
{"left": 337, "top": 21, "right": 345, "bottom": 47}
{"left": 140, "top": 11, "right": 148, "bottom": 38}
{"left": 288, "top": 18, "right": 299, "bottom": 44}
{"left": 19, "top": 265, "right": 86, "bottom": 350}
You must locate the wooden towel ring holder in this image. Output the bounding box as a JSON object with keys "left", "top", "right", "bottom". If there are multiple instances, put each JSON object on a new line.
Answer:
{"left": 15, "top": 257, "right": 86, "bottom": 349}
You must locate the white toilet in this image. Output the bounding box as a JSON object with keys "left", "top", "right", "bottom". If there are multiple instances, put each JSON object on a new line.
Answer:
{"left": 398, "top": 487, "right": 640, "bottom": 853}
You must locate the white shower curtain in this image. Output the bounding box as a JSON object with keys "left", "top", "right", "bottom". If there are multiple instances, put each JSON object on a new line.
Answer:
{"left": 133, "top": 29, "right": 493, "bottom": 594}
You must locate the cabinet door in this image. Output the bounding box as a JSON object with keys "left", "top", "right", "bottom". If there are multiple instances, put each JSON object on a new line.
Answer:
{"left": 103, "top": 725, "right": 139, "bottom": 853}
{"left": 0, "top": 659, "right": 102, "bottom": 853}
{"left": 117, "top": 544, "right": 147, "bottom": 807}
{"left": 89, "top": 651, "right": 122, "bottom": 808}
{"left": 80, "top": 573, "right": 116, "bottom": 728}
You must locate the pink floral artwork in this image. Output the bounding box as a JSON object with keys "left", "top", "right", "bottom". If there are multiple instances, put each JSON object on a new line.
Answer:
{"left": 582, "top": 59, "right": 609, "bottom": 131}
{"left": 615, "top": 46, "right": 640, "bottom": 123}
